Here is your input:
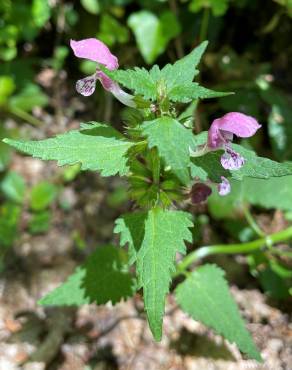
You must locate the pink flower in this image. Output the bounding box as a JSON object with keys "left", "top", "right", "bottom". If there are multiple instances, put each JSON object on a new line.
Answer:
{"left": 208, "top": 112, "right": 261, "bottom": 170}
{"left": 70, "top": 38, "right": 135, "bottom": 107}
{"left": 190, "top": 112, "right": 260, "bottom": 199}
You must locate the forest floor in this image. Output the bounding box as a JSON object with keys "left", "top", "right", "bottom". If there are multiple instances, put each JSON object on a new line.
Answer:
{"left": 0, "top": 69, "right": 291, "bottom": 370}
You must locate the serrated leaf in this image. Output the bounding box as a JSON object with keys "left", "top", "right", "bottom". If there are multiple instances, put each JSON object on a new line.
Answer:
{"left": 191, "top": 132, "right": 292, "bottom": 182}
{"left": 102, "top": 66, "right": 157, "bottom": 100}
{"left": 137, "top": 207, "right": 193, "bottom": 340}
{"left": 114, "top": 212, "right": 147, "bottom": 265}
{"left": 161, "top": 41, "right": 208, "bottom": 89}
{"left": 100, "top": 42, "right": 211, "bottom": 102}
{"left": 39, "top": 245, "right": 136, "bottom": 306}
{"left": 175, "top": 264, "right": 262, "bottom": 361}
{"left": 169, "top": 83, "right": 231, "bottom": 103}
{"left": 142, "top": 117, "right": 197, "bottom": 184}
{"left": 3, "top": 123, "right": 134, "bottom": 177}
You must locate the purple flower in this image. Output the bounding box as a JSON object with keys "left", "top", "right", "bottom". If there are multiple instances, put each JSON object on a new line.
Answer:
{"left": 217, "top": 176, "right": 231, "bottom": 196}
{"left": 70, "top": 38, "right": 135, "bottom": 107}
{"left": 190, "top": 183, "right": 212, "bottom": 204}
{"left": 208, "top": 112, "right": 261, "bottom": 170}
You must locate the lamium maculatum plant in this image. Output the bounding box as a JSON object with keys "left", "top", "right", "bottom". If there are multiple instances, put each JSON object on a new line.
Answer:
{"left": 5, "top": 39, "right": 292, "bottom": 362}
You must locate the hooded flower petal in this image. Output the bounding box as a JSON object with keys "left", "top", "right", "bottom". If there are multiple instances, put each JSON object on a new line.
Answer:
{"left": 190, "top": 183, "right": 212, "bottom": 204}
{"left": 96, "top": 71, "right": 115, "bottom": 91}
{"left": 220, "top": 147, "right": 245, "bottom": 170}
{"left": 76, "top": 74, "right": 97, "bottom": 96}
{"left": 70, "top": 38, "right": 118, "bottom": 70}
{"left": 218, "top": 176, "right": 231, "bottom": 196}
{"left": 95, "top": 71, "right": 135, "bottom": 107}
{"left": 71, "top": 38, "right": 135, "bottom": 107}
{"left": 208, "top": 112, "right": 261, "bottom": 149}
{"left": 110, "top": 83, "right": 136, "bottom": 108}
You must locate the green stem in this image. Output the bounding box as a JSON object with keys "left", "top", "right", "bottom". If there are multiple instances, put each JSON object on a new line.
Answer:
{"left": 174, "top": 226, "right": 292, "bottom": 277}
{"left": 9, "top": 106, "right": 44, "bottom": 126}
{"left": 242, "top": 204, "right": 265, "bottom": 237}
{"left": 199, "top": 7, "right": 210, "bottom": 42}
{"left": 150, "top": 148, "right": 160, "bottom": 185}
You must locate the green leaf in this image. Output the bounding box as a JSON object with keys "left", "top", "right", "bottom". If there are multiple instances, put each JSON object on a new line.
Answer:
{"left": 160, "top": 41, "right": 208, "bottom": 89}
{"left": 189, "top": 0, "right": 229, "bottom": 16}
{"left": 142, "top": 117, "right": 197, "bottom": 184}
{"left": 9, "top": 83, "right": 48, "bottom": 112}
{"left": 114, "top": 212, "right": 148, "bottom": 265}
{"left": 98, "top": 14, "right": 129, "bottom": 46}
{"left": 30, "top": 181, "right": 58, "bottom": 211}
{"left": 233, "top": 144, "right": 292, "bottom": 179}
{"left": 260, "top": 87, "right": 292, "bottom": 161}
{"left": 0, "top": 202, "right": 21, "bottom": 249}
{"left": 128, "top": 10, "right": 180, "bottom": 64}
{"left": 0, "top": 126, "right": 12, "bottom": 171}
{"left": 80, "top": 0, "right": 100, "bottom": 14}
{"left": 101, "top": 66, "right": 157, "bottom": 100}
{"left": 28, "top": 210, "right": 51, "bottom": 234}
{"left": 191, "top": 132, "right": 292, "bottom": 182}
{"left": 0, "top": 75, "right": 15, "bottom": 105}
{"left": 39, "top": 245, "right": 136, "bottom": 306}
{"left": 32, "top": 0, "right": 51, "bottom": 28}
{"left": 100, "top": 42, "right": 213, "bottom": 103}
{"left": 137, "top": 208, "right": 193, "bottom": 340}
{"left": 168, "top": 83, "right": 231, "bottom": 103}
{"left": 243, "top": 176, "right": 292, "bottom": 210}
{"left": 208, "top": 176, "right": 292, "bottom": 216}
{"left": 1, "top": 171, "right": 26, "bottom": 204}
{"left": 175, "top": 264, "right": 262, "bottom": 361}
{"left": 3, "top": 122, "right": 134, "bottom": 177}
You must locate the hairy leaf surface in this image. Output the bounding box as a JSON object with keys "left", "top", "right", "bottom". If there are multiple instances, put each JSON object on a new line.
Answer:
{"left": 114, "top": 211, "right": 148, "bottom": 265}
{"left": 137, "top": 208, "right": 193, "bottom": 340}
{"left": 4, "top": 123, "right": 134, "bottom": 177}
{"left": 142, "top": 117, "right": 196, "bottom": 184}
{"left": 175, "top": 264, "right": 262, "bottom": 361}
{"left": 168, "top": 83, "right": 231, "bottom": 103}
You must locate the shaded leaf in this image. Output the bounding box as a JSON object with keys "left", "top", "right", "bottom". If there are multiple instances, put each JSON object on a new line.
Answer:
{"left": 114, "top": 211, "right": 147, "bottom": 265}
{"left": 39, "top": 245, "right": 136, "bottom": 306}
